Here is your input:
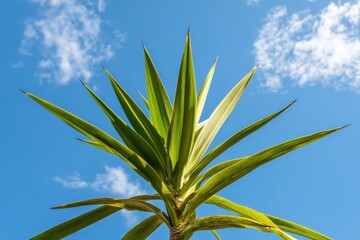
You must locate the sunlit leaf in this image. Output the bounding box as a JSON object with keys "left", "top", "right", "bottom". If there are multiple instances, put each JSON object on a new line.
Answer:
{"left": 187, "top": 67, "right": 256, "bottom": 173}
{"left": 182, "top": 101, "right": 295, "bottom": 193}
{"left": 184, "top": 126, "right": 345, "bottom": 216}
{"left": 122, "top": 215, "right": 163, "bottom": 240}
{"left": 167, "top": 32, "right": 197, "bottom": 190}
{"left": 52, "top": 198, "right": 169, "bottom": 226}
{"left": 196, "top": 58, "right": 217, "bottom": 123}
{"left": 143, "top": 46, "right": 172, "bottom": 138}
{"left": 81, "top": 81, "right": 167, "bottom": 178}
{"left": 30, "top": 206, "right": 119, "bottom": 240}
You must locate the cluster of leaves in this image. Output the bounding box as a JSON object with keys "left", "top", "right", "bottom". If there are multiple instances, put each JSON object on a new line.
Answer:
{"left": 26, "top": 32, "right": 342, "bottom": 240}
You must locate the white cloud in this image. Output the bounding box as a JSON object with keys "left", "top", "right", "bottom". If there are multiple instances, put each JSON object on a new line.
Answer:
{"left": 54, "top": 172, "right": 88, "bottom": 189}
{"left": 98, "top": 0, "right": 106, "bottom": 12}
{"left": 121, "top": 210, "right": 140, "bottom": 226}
{"left": 246, "top": 0, "right": 261, "bottom": 6}
{"left": 91, "top": 166, "right": 145, "bottom": 197}
{"left": 54, "top": 166, "right": 145, "bottom": 198}
{"left": 254, "top": 1, "right": 360, "bottom": 93}
{"left": 20, "top": 0, "right": 124, "bottom": 85}
{"left": 12, "top": 61, "right": 24, "bottom": 69}
{"left": 54, "top": 166, "right": 145, "bottom": 226}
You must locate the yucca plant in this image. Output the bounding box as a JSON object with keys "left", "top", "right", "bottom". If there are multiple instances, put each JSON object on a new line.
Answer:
{"left": 25, "top": 32, "right": 343, "bottom": 240}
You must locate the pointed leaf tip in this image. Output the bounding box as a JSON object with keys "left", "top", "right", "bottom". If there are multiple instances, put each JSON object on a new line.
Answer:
{"left": 187, "top": 26, "right": 191, "bottom": 35}
{"left": 79, "top": 79, "right": 86, "bottom": 86}
{"left": 19, "top": 89, "right": 27, "bottom": 94}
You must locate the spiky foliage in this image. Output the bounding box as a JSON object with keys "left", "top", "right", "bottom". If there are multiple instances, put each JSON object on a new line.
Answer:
{"left": 26, "top": 33, "right": 342, "bottom": 240}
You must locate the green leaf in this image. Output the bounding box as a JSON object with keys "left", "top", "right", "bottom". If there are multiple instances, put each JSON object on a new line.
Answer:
{"left": 52, "top": 198, "right": 170, "bottom": 226}
{"left": 205, "top": 195, "right": 277, "bottom": 227}
{"left": 167, "top": 32, "right": 197, "bottom": 190}
{"left": 210, "top": 230, "right": 221, "bottom": 240}
{"left": 186, "top": 67, "right": 256, "bottom": 173}
{"left": 179, "top": 215, "right": 271, "bottom": 240}
{"left": 184, "top": 126, "right": 345, "bottom": 216}
{"left": 103, "top": 68, "right": 167, "bottom": 169}
{"left": 30, "top": 206, "right": 119, "bottom": 240}
{"left": 266, "top": 214, "right": 331, "bottom": 240}
{"left": 197, "top": 58, "right": 217, "bottom": 123}
{"left": 137, "top": 91, "right": 149, "bottom": 109}
{"left": 193, "top": 158, "right": 242, "bottom": 190}
{"left": 205, "top": 196, "right": 297, "bottom": 240}
{"left": 77, "top": 138, "right": 114, "bottom": 154}
{"left": 182, "top": 101, "right": 295, "bottom": 193}
{"left": 81, "top": 81, "right": 167, "bottom": 178}
{"left": 23, "top": 91, "right": 177, "bottom": 220}
{"left": 122, "top": 215, "right": 163, "bottom": 240}
{"left": 129, "top": 194, "right": 162, "bottom": 201}
{"left": 143, "top": 45, "right": 172, "bottom": 138}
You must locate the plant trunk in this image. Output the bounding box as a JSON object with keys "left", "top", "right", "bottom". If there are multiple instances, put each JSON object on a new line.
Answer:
{"left": 170, "top": 225, "right": 182, "bottom": 240}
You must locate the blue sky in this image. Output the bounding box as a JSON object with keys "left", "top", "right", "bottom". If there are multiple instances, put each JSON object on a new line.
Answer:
{"left": 1, "top": 0, "right": 360, "bottom": 239}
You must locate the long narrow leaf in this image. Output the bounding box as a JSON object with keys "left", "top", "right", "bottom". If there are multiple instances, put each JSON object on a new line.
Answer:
{"left": 30, "top": 206, "right": 119, "bottom": 240}
{"left": 167, "top": 32, "right": 197, "bottom": 190}
{"left": 24, "top": 92, "right": 178, "bottom": 220}
{"left": 193, "top": 158, "right": 242, "bottom": 190}
{"left": 187, "top": 67, "right": 256, "bottom": 173}
{"left": 53, "top": 198, "right": 169, "bottom": 226}
{"left": 266, "top": 214, "right": 331, "bottom": 240}
{"left": 122, "top": 215, "right": 163, "bottom": 240}
{"left": 77, "top": 138, "right": 114, "bottom": 154}
{"left": 184, "top": 126, "right": 345, "bottom": 216}
{"left": 210, "top": 230, "right": 221, "bottom": 240}
{"left": 137, "top": 91, "right": 149, "bottom": 109}
{"left": 143, "top": 46, "right": 172, "bottom": 138}
{"left": 81, "top": 81, "right": 167, "bottom": 178}
{"left": 129, "top": 194, "right": 161, "bottom": 201}
{"left": 196, "top": 58, "right": 217, "bottom": 123}
{"left": 205, "top": 195, "right": 277, "bottom": 227}
{"left": 103, "top": 68, "right": 167, "bottom": 168}
{"left": 182, "top": 101, "right": 295, "bottom": 194}
{"left": 179, "top": 215, "right": 271, "bottom": 240}
{"left": 205, "top": 196, "right": 297, "bottom": 240}
{"left": 180, "top": 159, "right": 243, "bottom": 201}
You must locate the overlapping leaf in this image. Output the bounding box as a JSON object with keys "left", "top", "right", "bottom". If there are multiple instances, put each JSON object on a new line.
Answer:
{"left": 27, "top": 32, "right": 342, "bottom": 240}
{"left": 143, "top": 46, "right": 172, "bottom": 138}
{"left": 186, "top": 67, "right": 256, "bottom": 174}
{"left": 81, "top": 81, "right": 167, "bottom": 178}
{"left": 181, "top": 101, "right": 295, "bottom": 194}
{"left": 103, "top": 68, "right": 168, "bottom": 170}
{"left": 52, "top": 198, "right": 170, "bottom": 226}
{"left": 266, "top": 215, "right": 331, "bottom": 240}
{"left": 196, "top": 58, "right": 217, "bottom": 123}
{"left": 23, "top": 91, "right": 178, "bottom": 221}
{"left": 179, "top": 215, "right": 273, "bottom": 240}
{"left": 167, "top": 32, "right": 197, "bottom": 190}
{"left": 184, "top": 126, "right": 345, "bottom": 216}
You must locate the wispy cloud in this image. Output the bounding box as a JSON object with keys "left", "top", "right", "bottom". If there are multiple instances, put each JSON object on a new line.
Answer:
{"left": 246, "top": 0, "right": 261, "bottom": 6}
{"left": 254, "top": 1, "right": 360, "bottom": 93}
{"left": 20, "top": 0, "right": 124, "bottom": 85}
{"left": 54, "top": 166, "right": 145, "bottom": 198}
{"left": 54, "top": 166, "right": 145, "bottom": 226}
{"left": 54, "top": 172, "right": 88, "bottom": 189}
{"left": 98, "top": 0, "right": 106, "bottom": 12}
